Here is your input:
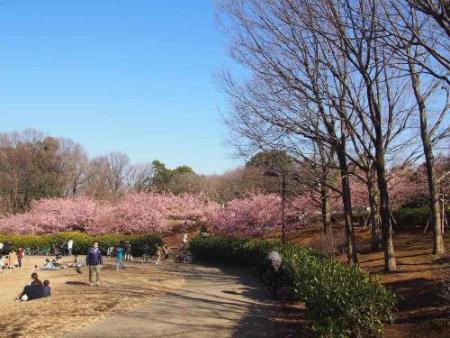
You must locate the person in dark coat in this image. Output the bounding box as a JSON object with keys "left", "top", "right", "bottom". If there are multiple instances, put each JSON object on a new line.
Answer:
{"left": 16, "top": 273, "right": 44, "bottom": 301}
{"left": 261, "top": 251, "right": 283, "bottom": 298}
{"left": 86, "top": 241, "right": 103, "bottom": 286}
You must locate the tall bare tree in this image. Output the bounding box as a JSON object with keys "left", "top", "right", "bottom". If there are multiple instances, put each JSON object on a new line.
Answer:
{"left": 382, "top": 1, "right": 449, "bottom": 255}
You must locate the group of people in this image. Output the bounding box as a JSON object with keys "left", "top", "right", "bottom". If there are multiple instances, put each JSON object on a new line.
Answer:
{"left": 16, "top": 272, "right": 51, "bottom": 301}
{"left": 35, "top": 255, "right": 83, "bottom": 273}
{"left": 12, "top": 240, "right": 79, "bottom": 301}
{"left": 154, "top": 243, "right": 170, "bottom": 265}
{"left": 51, "top": 239, "right": 74, "bottom": 256}
{"left": 113, "top": 241, "right": 170, "bottom": 270}
{"left": 9, "top": 233, "right": 191, "bottom": 302}
{"left": 0, "top": 245, "right": 25, "bottom": 270}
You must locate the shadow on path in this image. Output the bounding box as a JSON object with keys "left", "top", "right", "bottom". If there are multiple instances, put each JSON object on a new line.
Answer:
{"left": 65, "top": 261, "right": 305, "bottom": 338}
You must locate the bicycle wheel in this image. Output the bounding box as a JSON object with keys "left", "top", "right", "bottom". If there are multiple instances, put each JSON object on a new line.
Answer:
{"left": 259, "top": 267, "right": 273, "bottom": 286}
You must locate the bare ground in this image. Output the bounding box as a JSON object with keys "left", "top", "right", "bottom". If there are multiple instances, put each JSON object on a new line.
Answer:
{"left": 290, "top": 227, "right": 450, "bottom": 338}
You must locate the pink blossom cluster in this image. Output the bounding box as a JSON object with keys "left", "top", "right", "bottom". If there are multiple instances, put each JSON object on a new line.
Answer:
{"left": 209, "top": 193, "right": 282, "bottom": 237}
{"left": 0, "top": 193, "right": 219, "bottom": 235}
{"left": 208, "top": 193, "right": 323, "bottom": 237}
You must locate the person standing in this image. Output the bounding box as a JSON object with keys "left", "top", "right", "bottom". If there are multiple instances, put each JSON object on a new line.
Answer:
{"left": 125, "top": 241, "right": 132, "bottom": 262}
{"left": 17, "top": 247, "right": 24, "bottom": 268}
{"left": 8, "top": 250, "right": 18, "bottom": 268}
{"left": 182, "top": 233, "right": 189, "bottom": 250}
{"left": 67, "top": 239, "right": 73, "bottom": 256}
{"left": 115, "top": 243, "right": 125, "bottom": 271}
{"left": 86, "top": 241, "right": 103, "bottom": 286}
{"left": 141, "top": 243, "right": 150, "bottom": 263}
{"left": 155, "top": 244, "right": 162, "bottom": 265}
{"left": 162, "top": 244, "right": 170, "bottom": 260}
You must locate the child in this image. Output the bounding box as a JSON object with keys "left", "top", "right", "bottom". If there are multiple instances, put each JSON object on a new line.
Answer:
{"left": 43, "top": 280, "right": 51, "bottom": 297}
{"left": 17, "top": 247, "right": 24, "bottom": 268}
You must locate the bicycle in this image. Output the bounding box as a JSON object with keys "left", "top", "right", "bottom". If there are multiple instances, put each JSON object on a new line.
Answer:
{"left": 175, "top": 252, "right": 194, "bottom": 264}
{"left": 259, "top": 263, "right": 284, "bottom": 298}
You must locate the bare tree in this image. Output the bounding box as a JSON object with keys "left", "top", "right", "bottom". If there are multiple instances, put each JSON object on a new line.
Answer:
{"left": 127, "top": 163, "right": 154, "bottom": 192}
{"left": 386, "top": 0, "right": 450, "bottom": 84}
{"left": 218, "top": 0, "right": 422, "bottom": 271}
{"left": 105, "top": 152, "right": 130, "bottom": 194}
{"left": 218, "top": 0, "right": 361, "bottom": 264}
{"left": 381, "top": 1, "right": 449, "bottom": 255}
{"left": 57, "top": 138, "right": 89, "bottom": 196}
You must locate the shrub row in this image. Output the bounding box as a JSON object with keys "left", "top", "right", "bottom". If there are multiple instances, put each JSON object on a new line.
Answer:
{"left": 392, "top": 207, "right": 450, "bottom": 230}
{"left": 191, "top": 236, "right": 395, "bottom": 337}
{"left": 0, "top": 232, "right": 162, "bottom": 256}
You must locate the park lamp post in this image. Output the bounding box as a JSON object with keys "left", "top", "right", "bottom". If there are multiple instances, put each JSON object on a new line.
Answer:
{"left": 264, "top": 170, "right": 287, "bottom": 244}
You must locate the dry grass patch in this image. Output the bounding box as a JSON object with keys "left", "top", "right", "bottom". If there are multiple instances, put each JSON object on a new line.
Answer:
{"left": 0, "top": 256, "right": 184, "bottom": 338}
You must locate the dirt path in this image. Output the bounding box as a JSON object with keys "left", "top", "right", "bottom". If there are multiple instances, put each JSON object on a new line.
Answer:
{"left": 66, "top": 261, "right": 291, "bottom": 338}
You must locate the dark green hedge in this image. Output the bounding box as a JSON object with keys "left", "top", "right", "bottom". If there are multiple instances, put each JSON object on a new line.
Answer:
{"left": 0, "top": 232, "right": 162, "bottom": 256}
{"left": 191, "top": 236, "right": 395, "bottom": 337}
{"left": 392, "top": 207, "right": 450, "bottom": 230}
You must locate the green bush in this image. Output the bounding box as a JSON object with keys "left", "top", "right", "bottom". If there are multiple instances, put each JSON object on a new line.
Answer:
{"left": 392, "top": 207, "right": 450, "bottom": 230}
{"left": 392, "top": 207, "right": 431, "bottom": 230}
{"left": 0, "top": 232, "right": 162, "bottom": 256}
{"left": 191, "top": 236, "right": 395, "bottom": 337}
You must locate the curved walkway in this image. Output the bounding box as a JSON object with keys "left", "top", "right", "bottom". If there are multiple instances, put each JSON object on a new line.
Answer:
{"left": 66, "top": 262, "right": 292, "bottom": 338}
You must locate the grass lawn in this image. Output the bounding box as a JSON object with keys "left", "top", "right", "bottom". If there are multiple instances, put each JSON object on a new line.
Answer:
{"left": 0, "top": 255, "right": 184, "bottom": 337}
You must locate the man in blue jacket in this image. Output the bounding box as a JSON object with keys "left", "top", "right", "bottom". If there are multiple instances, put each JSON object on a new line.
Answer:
{"left": 86, "top": 241, "right": 103, "bottom": 286}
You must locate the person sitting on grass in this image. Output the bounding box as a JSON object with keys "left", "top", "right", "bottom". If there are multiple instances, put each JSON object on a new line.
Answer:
{"left": 43, "top": 280, "right": 51, "bottom": 297}
{"left": 31, "top": 272, "right": 43, "bottom": 287}
{"left": 43, "top": 258, "right": 56, "bottom": 270}
{"left": 52, "top": 257, "right": 63, "bottom": 268}
{"left": 16, "top": 273, "right": 44, "bottom": 301}
{"left": 67, "top": 255, "right": 83, "bottom": 273}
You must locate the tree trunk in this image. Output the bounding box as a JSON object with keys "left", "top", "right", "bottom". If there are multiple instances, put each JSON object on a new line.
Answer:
{"left": 320, "top": 182, "right": 334, "bottom": 251}
{"left": 408, "top": 57, "right": 445, "bottom": 255}
{"left": 367, "top": 168, "right": 380, "bottom": 251}
{"left": 336, "top": 146, "right": 358, "bottom": 265}
{"left": 320, "top": 180, "right": 332, "bottom": 234}
{"left": 421, "top": 141, "right": 443, "bottom": 255}
{"left": 375, "top": 152, "right": 397, "bottom": 272}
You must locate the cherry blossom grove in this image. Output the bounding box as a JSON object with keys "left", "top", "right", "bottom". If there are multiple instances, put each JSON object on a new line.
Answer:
{"left": 209, "top": 193, "right": 324, "bottom": 237}
{"left": 0, "top": 193, "right": 219, "bottom": 235}
{"left": 0, "top": 169, "right": 427, "bottom": 236}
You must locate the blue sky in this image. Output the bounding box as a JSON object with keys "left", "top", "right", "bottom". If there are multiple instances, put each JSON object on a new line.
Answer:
{"left": 0, "top": 0, "right": 241, "bottom": 174}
